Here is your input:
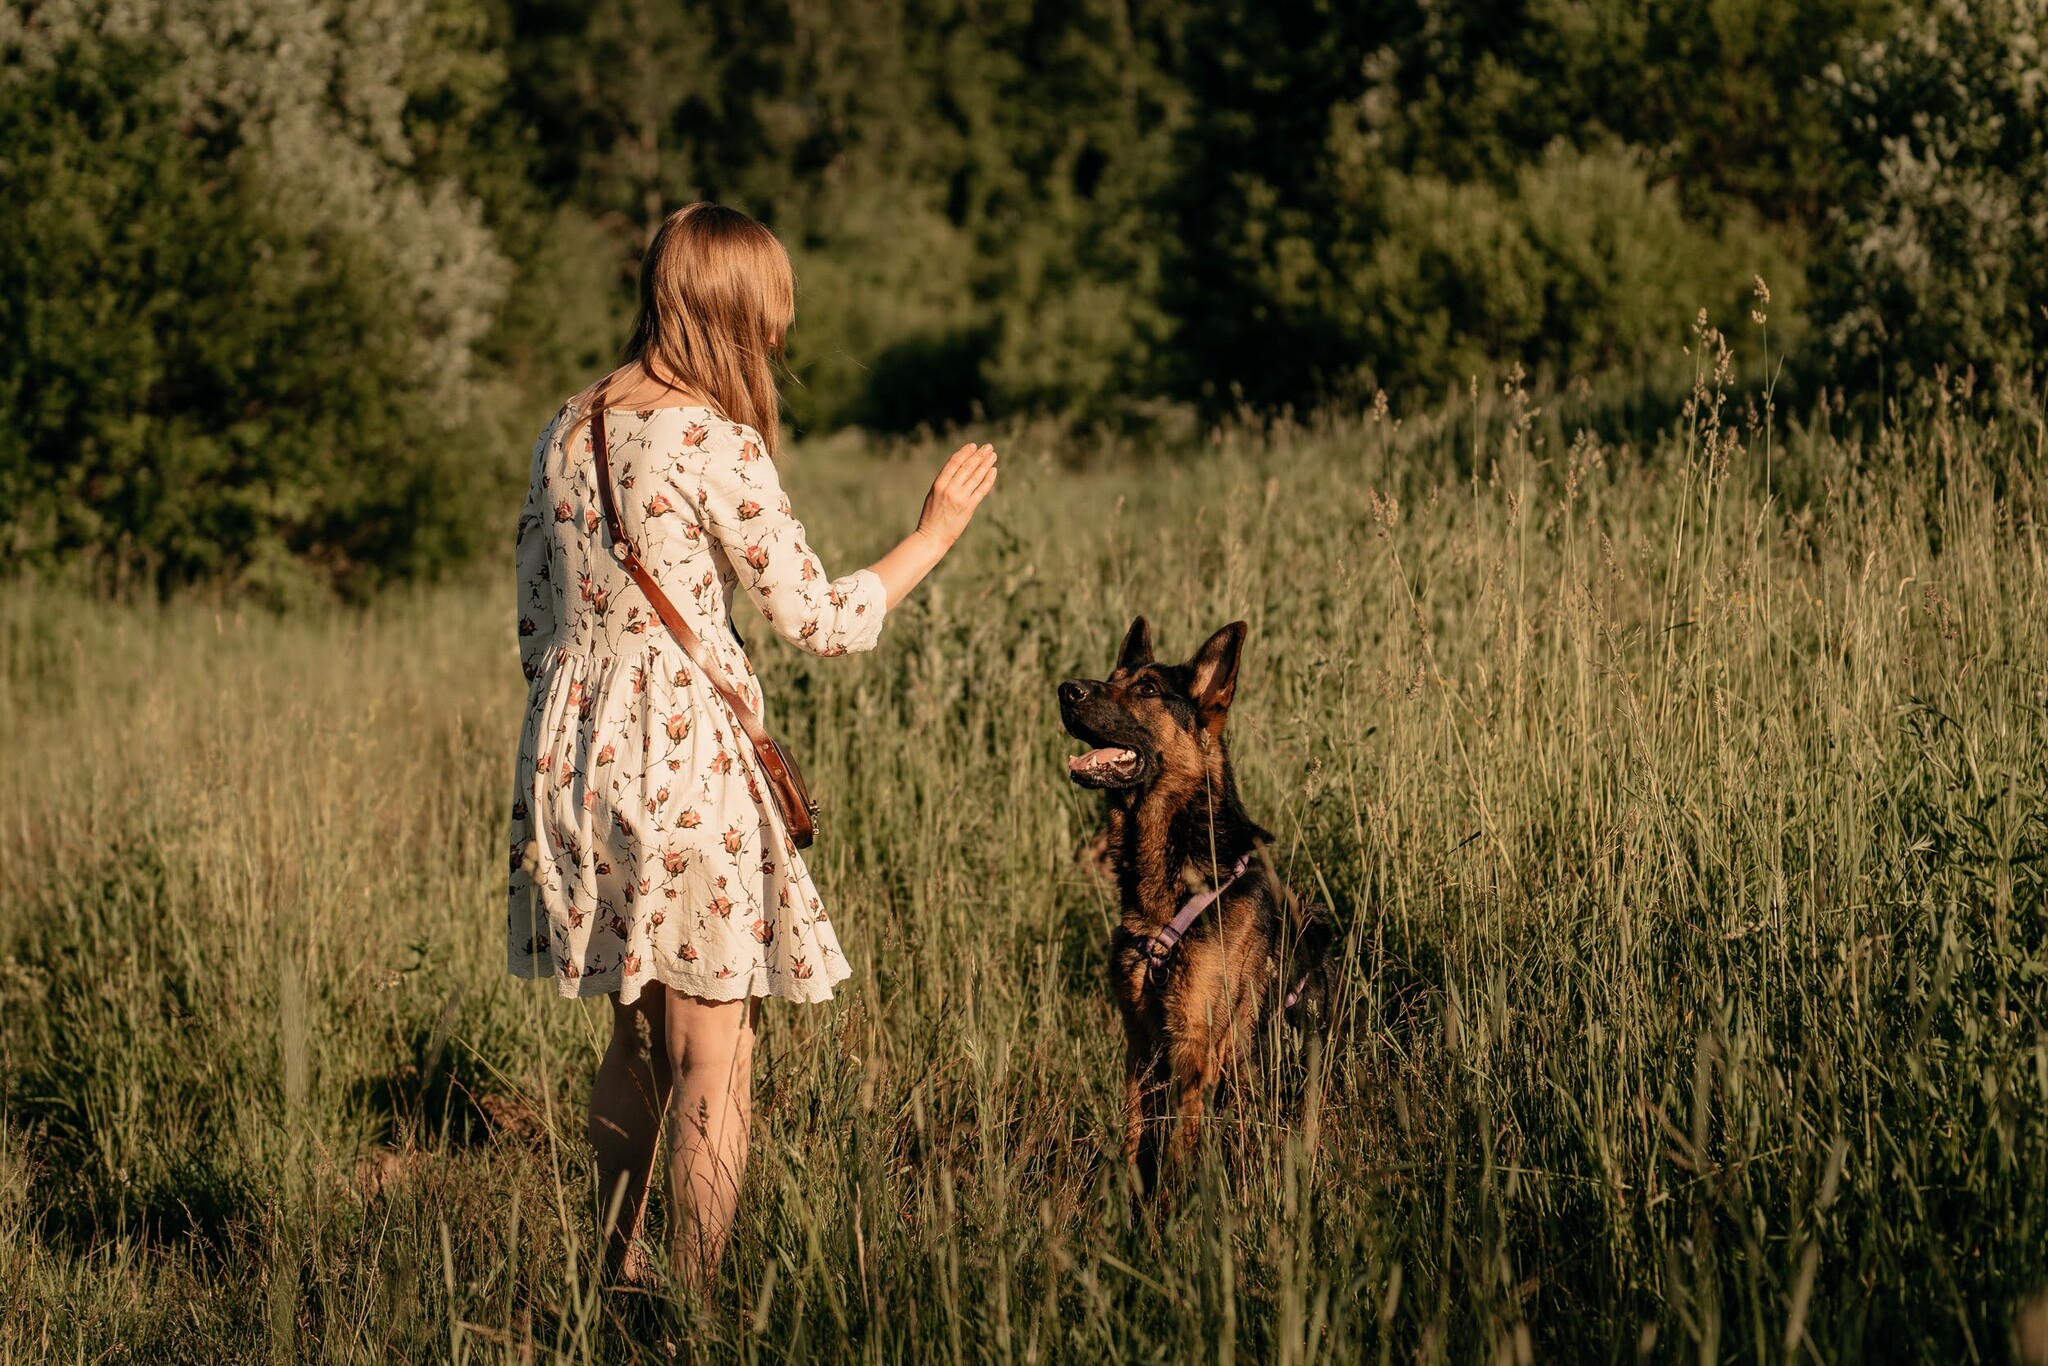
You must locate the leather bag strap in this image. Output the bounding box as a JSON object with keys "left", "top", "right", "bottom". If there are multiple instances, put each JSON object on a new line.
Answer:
{"left": 587, "top": 392, "right": 781, "bottom": 761}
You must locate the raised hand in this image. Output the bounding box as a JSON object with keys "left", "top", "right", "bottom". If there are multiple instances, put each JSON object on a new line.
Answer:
{"left": 915, "top": 442, "right": 999, "bottom": 550}
{"left": 866, "top": 441, "right": 1000, "bottom": 607}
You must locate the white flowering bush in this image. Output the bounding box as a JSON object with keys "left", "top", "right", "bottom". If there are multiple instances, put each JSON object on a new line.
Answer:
{"left": 1821, "top": 0, "right": 2048, "bottom": 381}
{"left": 0, "top": 0, "right": 507, "bottom": 595}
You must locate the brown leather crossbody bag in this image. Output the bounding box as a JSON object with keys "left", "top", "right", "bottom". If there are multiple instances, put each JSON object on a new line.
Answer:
{"left": 589, "top": 397, "right": 821, "bottom": 849}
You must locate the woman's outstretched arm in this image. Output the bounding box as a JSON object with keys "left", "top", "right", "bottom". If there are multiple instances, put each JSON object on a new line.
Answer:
{"left": 865, "top": 441, "right": 999, "bottom": 607}
{"left": 675, "top": 422, "right": 997, "bottom": 650}
{"left": 681, "top": 418, "right": 888, "bottom": 657}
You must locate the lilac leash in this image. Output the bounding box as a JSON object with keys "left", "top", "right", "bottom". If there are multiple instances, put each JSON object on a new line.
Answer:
{"left": 1144, "top": 852, "right": 1315, "bottom": 1008}
{"left": 1282, "top": 966, "right": 1312, "bottom": 1010}
{"left": 1143, "top": 852, "right": 1253, "bottom": 985}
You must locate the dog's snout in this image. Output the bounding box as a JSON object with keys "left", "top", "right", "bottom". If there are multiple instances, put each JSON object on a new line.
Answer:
{"left": 1059, "top": 679, "right": 1091, "bottom": 706}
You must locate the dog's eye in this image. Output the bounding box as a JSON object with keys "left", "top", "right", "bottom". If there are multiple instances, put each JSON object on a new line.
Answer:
{"left": 1133, "top": 678, "right": 1160, "bottom": 698}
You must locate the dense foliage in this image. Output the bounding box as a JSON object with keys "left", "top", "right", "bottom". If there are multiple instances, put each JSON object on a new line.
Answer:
{"left": 1820, "top": 0, "right": 2048, "bottom": 385}
{"left": 3, "top": 0, "right": 2045, "bottom": 589}
{"left": 2, "top": 1, "right": 513, "bottom": 595}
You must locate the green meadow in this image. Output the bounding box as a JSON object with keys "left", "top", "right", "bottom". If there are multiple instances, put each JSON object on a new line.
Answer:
{"left": 3, "top": 354, "right": 2046, "bottom": 1362}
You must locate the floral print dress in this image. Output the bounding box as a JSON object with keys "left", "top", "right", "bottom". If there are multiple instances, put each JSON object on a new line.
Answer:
{"left": 507, "top": 403, "right": 885, "bottom": 1005}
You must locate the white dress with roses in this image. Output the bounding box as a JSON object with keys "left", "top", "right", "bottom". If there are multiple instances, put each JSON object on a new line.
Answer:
{"left": 506, "top": 403, "right": 885, "bottom": 1005}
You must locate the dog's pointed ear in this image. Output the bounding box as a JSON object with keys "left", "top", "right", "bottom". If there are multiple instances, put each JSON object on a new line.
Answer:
{"left": 1116, "top": 616, "right": 1154, "bottom": 672}
{"left": 1189, "top": 621, "right": 1247, "bottom": 713}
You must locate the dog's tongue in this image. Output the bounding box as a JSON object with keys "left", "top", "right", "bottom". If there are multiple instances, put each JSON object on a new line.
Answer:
{"left": 1068, "top": 746, "right": 1136, "bottom": 774}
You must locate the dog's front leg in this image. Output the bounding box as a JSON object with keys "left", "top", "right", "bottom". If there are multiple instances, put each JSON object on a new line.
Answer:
{"left": 1121, "top": 1052, "right": 1147, "bottom": 1171}
{"left": 1167, "top": 1030, "right": 1221, "bottom": 1167}
{"left": 1123, "top": 1047, "right": 1167, "bottom": 1196}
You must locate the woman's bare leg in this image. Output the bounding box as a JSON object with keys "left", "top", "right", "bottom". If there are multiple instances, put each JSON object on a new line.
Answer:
{"left": 588, "top": 985, "right": 672, "bottom": 1281}
{"left": 662, "top": 993, "right": 759, "bottom": 1293}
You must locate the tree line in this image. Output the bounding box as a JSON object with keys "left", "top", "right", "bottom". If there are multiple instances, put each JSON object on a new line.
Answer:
{"left": 3, "top": 0, "right": 2042, "bottom": 594}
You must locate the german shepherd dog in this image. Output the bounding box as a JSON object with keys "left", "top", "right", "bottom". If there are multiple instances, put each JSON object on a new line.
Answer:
{"left": 1060, "top": 617, "right": 1333, "bottom": 1192}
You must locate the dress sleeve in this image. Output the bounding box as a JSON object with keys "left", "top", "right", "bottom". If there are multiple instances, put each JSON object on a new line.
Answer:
{"left": 514, "top": 429, "right": 557, "bottom": 683}
{"left": 678, "top": 419, "right": 887, "bottom": 657}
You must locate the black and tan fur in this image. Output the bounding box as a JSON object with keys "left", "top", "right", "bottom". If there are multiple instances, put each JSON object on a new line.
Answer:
{"left": 1060, "top": 617, "right": 1332, "bottom": 1192}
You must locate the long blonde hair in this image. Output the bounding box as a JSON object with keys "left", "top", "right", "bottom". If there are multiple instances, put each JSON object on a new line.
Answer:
{"left": 613, "top": 203, "right": 796, "bottom": 454}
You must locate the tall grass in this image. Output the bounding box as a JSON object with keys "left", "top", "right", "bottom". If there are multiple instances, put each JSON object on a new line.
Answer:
{"left": 2, "top": 342, "right": 2045, "bottom": 1362}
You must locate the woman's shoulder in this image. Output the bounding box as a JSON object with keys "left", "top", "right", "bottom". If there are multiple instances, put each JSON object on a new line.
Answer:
{"left": 664, "top": 413, "right": 773, "bottom": 470}
{"left": 534, "top": 398, "right": 575, "bottom": 444}
{"left": 535, "top": 394, "right": 603, "bottom": 459}
{"left": 548, "top": 389, "right": 721, "bottom": 432}
{"left": 596, "top": 404, "right": 748, "bottom": 440}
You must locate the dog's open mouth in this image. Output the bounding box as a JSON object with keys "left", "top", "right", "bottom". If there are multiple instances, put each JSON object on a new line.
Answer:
{"left": 1068, "top": 745, "right": 1142, "bottom": 786}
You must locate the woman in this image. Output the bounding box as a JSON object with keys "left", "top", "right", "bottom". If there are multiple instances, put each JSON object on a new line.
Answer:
{"left": 506, "top": 203, "right": 996, "bottom": 1289}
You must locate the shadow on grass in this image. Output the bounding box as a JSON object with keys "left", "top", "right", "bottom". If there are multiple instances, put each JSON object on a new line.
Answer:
{"left": 3, "top": 837, "right": 262, "bottom": 1257}
{"left": 2, "top": 839, "right": 547, "bottom": 1263}
{"left": 351, "top": 984, "right": 545, "bottom": 1156}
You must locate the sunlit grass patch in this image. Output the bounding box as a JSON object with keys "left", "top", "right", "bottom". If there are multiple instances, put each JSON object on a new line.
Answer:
{"left": 2, "top": 362, "right": 2045, "bottom": 1362}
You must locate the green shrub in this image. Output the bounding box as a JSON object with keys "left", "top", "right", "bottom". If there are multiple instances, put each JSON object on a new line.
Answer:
{"left": 0, "top": 3, "right": 508, "bottom": 598}
{"left": 1819, "top": 0, "right": 2048, "bottom": 384}
{"left": 1308, "top": 143, "right": 1803, "bottom": 400}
